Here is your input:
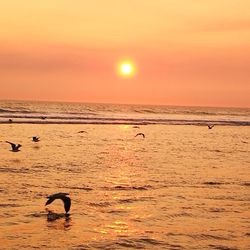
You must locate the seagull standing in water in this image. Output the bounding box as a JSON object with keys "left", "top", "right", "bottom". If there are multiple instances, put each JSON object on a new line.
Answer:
{"left": 45, "top": 193, "right": 71, "bottom": 214}
{"left": 135, "top": 133, "right": 145, "bottom": 138}
{"left": 6, "top": 141, "right": 22, "bottom": 152}
{"left": 32, "top": 136, "right": 40, "bottom": 142}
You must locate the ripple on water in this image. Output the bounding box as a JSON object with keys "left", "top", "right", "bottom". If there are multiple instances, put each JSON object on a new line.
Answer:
{"left": 116, "top": 196, "right": 154, "bottom": 205}
{"left": 117, "top": 198, "right": 140, "bottom": 204}
{"left": 59, "top": 185, "right": 93, "bottom": 191}
{"left": 203, "top": 181, "right": 226, "bottom": 186}
{"left": 88, "top": 201, "right": 112, "bottom": 207}
{"left": 190, "top": 233, "right": 230, "bottom": 241}
{"left": 72, "top": 236, "right": 179, "bottom": 250}
{"left": 166, "top": 212, "right": 194, "bottom": 219}
{"left": 208, "top": 244, "right": 239, "bottom": 250}
{"left": 107, "top": 209, "right": 129, "bottom": 214}
{"left": 241, "top": 182, "right": 250, "bottom": 187}
{"left": 116, "top": 237, "right": 166, "bottom": 249}
{"left": 0, "top": 167, "right": 30, "bottom": 174}
{"left": 0, "top": 203, "right": 22, "bottom": 208}
{"left": 25, "top": 212, "right": 48, "bottom": 218}
{"left": 102, "top": 185, "right": 153, "bottom": 191}
{"left": 208, "top": 208, "right": 227, "bottom": 213}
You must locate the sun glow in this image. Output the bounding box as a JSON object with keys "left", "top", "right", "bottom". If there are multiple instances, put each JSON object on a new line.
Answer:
{"left": 121, "top": 63, "right": 132, "bottom": 74}
{"left": 117, "top": 60, "right": 136, "bottom": 78}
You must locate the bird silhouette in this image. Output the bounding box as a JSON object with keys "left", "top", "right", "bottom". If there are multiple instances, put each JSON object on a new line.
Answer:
{"left": 135, "top": 133, "right": 145, "bottom": 138}
{"left": 207, "top": 125, "right": 214, "bottom": 129}
{"left": 32, "top": 136, "right": 40, "bottom": 142}
{"left": 45, "top": 193, "right": 71, "bottom": 214}
{"left": 6, "top": 141, "right": 22, "bottom": 152}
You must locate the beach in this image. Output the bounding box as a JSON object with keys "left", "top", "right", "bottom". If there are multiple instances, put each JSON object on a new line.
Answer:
{"left": 0, "top": 118, "right": 249, "bottom": 249}
{"left": 1, "top": 0, "right": 250, "bottom": 248}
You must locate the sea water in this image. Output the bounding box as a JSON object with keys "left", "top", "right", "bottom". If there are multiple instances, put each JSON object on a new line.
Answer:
{"left": 0, "top": 100, "right": 249, "bottom": 249}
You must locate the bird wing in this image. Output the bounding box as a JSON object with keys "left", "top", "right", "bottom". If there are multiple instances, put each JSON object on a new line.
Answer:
{"left": 45, "top": 197, "right": 56, "bottom": 206}
{"left": 61, "top": 196, "right": 71, "bottom": 213}
{"left": 47, "top": 193, "right": 69, "bottom": 199}
{"left": 6, "top": 141, "right": 16, "bottom": 150}
{"left": 135, "top": 133, "right": 145, "bottom": 138}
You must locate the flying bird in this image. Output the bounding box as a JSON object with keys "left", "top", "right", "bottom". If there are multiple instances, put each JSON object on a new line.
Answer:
{"left": 45, "top": 193, "right": 71, "bottom": 214}
{"left": 8, "top": 119, "right": 13, "bottom": 123}
{"left": 135, "top": 133, "right": 145, "bottom": 138}
{"left": 207, "top": 125, "right": 215, "bottom": 129}
{"left": 6, "top": 141, "right": 22, "bottom": 152}
{"left": 32, "top": 136, "right": 40, "bottom": 142}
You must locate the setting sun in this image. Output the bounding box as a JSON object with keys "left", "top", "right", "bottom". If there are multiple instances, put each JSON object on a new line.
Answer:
{"left": 117, "top": 60, "right": 136, "bottom": 78}
{"left": 121, "top": 63, "right": 132, "bottom": 75}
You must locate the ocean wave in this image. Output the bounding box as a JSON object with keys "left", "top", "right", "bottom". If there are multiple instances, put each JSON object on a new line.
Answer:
{"left": 0, "top": 108, "right": 14, "bottom": 113}
{"left": 1, "top": 100, "right": 249, "bottom": 126}
{"left": 134, "top": 108, "right": 159, "bottom": 114}
{"left": 0, "top": 108, "right": 41, "bottom": 114}
{"left": 0, "top": 116, "right": 249, "bottom": 126}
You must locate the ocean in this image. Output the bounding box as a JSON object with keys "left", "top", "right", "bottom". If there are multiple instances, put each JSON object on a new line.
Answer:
{"left": 0, "top": 100, "right": 249, "bottom": 126}
{"left": 0, "top": 100, "right": 249, "bottom": 249}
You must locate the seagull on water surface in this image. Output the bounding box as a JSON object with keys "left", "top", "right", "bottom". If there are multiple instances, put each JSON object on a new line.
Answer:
{"left": 45, "top": 193, "right": 71, "bottom": 214}
{"left": 32, "top": 136, "right": 40, "bottom": 142}
{"left": 6, "top": 141, "right": 22, "bottom": 152}
{"left": 135, "top": 133, "right": 145, "bottom": 138}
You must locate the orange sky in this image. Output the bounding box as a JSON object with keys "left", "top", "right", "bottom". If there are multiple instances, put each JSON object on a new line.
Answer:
{"left": 0, "top": 0, "right": 249, "bottom": 107}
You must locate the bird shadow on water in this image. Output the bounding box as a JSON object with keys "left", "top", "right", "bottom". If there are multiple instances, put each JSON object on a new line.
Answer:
{"left": 46, "top": 209, "right": 72, "bottom": 231}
